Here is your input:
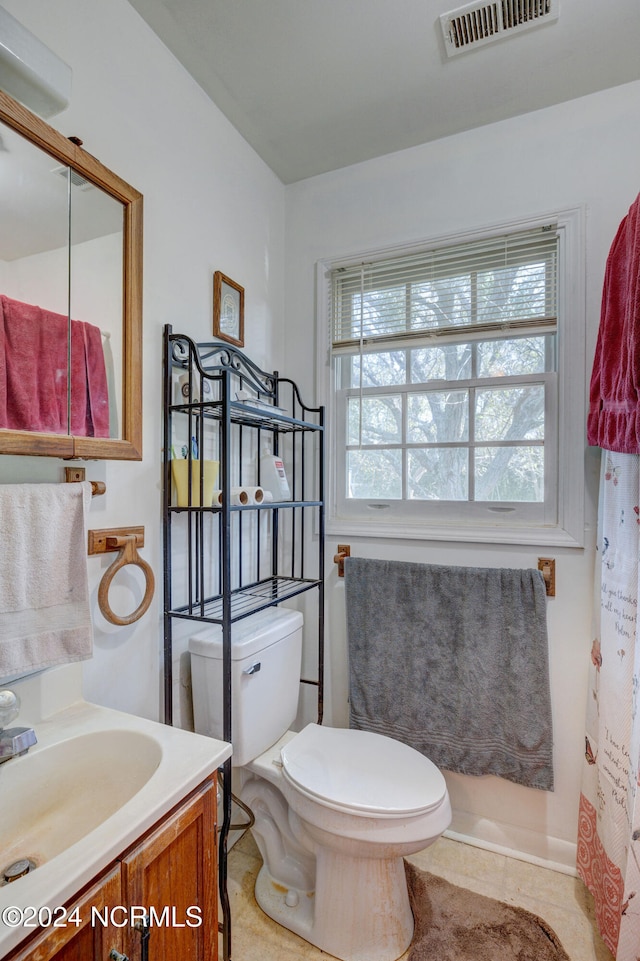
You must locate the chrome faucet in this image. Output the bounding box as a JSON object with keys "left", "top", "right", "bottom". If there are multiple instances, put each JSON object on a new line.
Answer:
{"left": 0, "top": 690, "right": 37, "bottom": 765}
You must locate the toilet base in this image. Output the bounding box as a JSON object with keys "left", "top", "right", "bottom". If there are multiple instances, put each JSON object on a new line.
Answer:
{"left": 254, "top": 849, "right": 414, "bottom": 961}
{"left": 254, "top": 862, "right": 315, "bottom": 940}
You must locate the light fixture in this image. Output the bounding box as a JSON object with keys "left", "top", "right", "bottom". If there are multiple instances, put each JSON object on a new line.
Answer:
{"left": 0, "top": 7, "right": 71, "bottom": 117}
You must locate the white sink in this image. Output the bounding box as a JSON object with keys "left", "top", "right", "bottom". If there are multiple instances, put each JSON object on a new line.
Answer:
{"left": 0, "top": 697, "right": 231, "bottom": 958}
{"left": 0, "top": 729, "right": 162, "bottom": 873}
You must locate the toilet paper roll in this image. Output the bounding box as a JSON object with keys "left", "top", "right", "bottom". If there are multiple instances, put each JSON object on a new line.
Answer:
{"left": 211, "top": 488, "right": 265, "bottom": 506}
{"left": 211, "top": 488, "right": 249, "bottom": 506}
{"left": 177, "top": 369, "right": 213, "bottom": 404}
{"left": 242, "top": 486, "right": 264, "bottom": 504}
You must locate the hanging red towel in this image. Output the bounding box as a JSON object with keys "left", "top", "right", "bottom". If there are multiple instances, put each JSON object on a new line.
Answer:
{"left": 0, "top": 294, "right": 109, "bottom": 437}
{"left": 72, "top": 317, "right": 110, "bottom": 438}
{"left": 588, "top": 193, "right": 640, "bottom": 453}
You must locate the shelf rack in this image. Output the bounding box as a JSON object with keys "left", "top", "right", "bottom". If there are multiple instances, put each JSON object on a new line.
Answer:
{"left": 162, "top": 325, "right": 325, "bottom": 961}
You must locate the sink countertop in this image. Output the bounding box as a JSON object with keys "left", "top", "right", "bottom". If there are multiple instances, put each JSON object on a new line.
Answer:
{"left": 0, "top": 700, "right": 231, "bottom": 957}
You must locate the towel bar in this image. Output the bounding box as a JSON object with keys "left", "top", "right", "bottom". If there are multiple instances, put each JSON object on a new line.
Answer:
{"left": 538, "top": 557, "right": 556, "bottom": 597}
{"left": 336, "top": 547, "right": 556, "bottom": 596}
{"left": 333, "top": 544, "right": 350, "bottom": 577}
{"left": 64, "top": 466, "right": 105, "bottom": 496}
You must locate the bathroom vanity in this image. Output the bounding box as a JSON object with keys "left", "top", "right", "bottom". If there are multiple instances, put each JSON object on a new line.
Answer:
{"left": 5, "top": 775, "right": 217, "bottom": 961}
{"left": 0, "top": 671, "right": 231, "bottom": 961}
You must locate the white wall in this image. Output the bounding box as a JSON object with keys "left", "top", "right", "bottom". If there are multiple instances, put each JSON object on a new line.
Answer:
{"left": 283, "top": 79, "right": 640, "bottom": 869}
{"left": 4, "top": 0, "right": 640, "bottom": 874}
{"left": 0, "top": 0, "right": 286, "bottom": 720}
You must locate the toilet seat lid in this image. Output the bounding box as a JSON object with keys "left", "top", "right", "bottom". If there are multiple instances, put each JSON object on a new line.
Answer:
{"left": 280, "top": 724, "right": 447, "bottom": 819}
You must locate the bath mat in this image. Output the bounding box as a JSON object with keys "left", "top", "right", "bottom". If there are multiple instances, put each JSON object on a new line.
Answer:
{"left": 405, "top": 861, "right": 571, "bottom": 961}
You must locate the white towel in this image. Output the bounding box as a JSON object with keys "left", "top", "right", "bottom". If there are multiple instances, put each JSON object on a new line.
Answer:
{"left": 0, "top": 482, "right": 93, "bottom": 680}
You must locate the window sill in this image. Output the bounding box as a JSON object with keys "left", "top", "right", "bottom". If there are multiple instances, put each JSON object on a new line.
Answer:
{"left": 326, "top": 515, "right": 584, "bottom": 548}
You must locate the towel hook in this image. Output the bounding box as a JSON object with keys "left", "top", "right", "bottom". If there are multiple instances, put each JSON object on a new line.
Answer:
{"left": 88, "top": 527, "right": 155, "bottom": 626}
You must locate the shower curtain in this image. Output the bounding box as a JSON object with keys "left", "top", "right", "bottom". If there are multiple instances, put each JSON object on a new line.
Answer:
{"left": 577, "top": 450, "right": 640, "bottom": 959}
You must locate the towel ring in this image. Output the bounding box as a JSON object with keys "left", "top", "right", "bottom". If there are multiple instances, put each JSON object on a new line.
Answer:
{"left": 97, "top": 534, "right": 155, "bottom": 626}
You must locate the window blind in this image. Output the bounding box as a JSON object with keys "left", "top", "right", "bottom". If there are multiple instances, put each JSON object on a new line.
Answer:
{"left": 331, "top": 225, "right": 558, "bottom": 351}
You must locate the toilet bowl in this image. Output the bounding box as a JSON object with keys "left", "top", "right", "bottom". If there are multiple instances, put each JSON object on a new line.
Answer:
{"left": 244, "top": 724, "right": 451, "bottom": 961}
{"left": 189, "top": 608, "right": 452, "bottom": 961}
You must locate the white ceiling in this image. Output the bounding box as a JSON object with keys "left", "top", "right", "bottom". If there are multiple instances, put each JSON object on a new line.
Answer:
{"left": 126, "top": 0, "right": 640, "bottom": 185}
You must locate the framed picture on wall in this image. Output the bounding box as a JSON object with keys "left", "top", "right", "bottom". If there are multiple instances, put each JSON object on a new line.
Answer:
{"left": 213, "top": 271, "right": 244, "bottom": 347}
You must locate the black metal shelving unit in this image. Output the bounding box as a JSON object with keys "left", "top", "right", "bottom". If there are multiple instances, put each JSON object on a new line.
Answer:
{"left": 162, "top": 325, "right": 325, "bottom": 961}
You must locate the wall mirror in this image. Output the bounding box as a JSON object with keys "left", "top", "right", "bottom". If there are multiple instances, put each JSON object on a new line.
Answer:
{"left": 0, "top": 89, "right": 142, "bottom": 459}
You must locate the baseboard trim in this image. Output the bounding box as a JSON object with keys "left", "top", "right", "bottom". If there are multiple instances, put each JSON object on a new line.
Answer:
{"left": 444, "top": 819, "right": 578, "bottom": 876}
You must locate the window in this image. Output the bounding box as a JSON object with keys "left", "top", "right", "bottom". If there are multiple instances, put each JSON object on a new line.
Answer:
{"left": 320, "top": 211, "right": 585, "bottom": 545}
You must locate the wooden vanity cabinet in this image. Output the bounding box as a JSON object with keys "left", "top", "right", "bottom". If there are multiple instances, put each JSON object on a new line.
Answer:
{"left": 6, "top": 866, "right": 124, "bottom": 961}
{"left": 121, "top": 774, "right": 218, "bottom": 961}
{"left": 6, "top": 775, "right": 217, "bottom": 961}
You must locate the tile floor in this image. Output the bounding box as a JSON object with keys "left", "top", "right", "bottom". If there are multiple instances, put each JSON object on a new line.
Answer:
{"left": 224, "top": 831, "right": 614, "bottom": 960}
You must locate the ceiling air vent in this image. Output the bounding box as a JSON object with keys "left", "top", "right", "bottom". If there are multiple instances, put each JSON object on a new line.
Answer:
{"left": 51, "top": 165, "right": 93, "bottom": 190}
{"left": 440, "top": 0, "right": 559, "bottom": 57}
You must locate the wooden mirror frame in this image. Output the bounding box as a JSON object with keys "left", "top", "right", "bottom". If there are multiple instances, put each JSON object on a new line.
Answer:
{"left": 0, "top": 89, "right": 143, "bottom": 460}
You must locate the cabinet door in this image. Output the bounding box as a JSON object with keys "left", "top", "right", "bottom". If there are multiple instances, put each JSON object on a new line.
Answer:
{"left": 121, "top": 776, "right": 217, "bottom": 961}
{"left": 7, "top": 865, "right": 123, "bottom": 961}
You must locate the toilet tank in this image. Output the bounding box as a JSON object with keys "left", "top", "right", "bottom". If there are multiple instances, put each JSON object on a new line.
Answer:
{"left": 189, "top": 607, "right": 303, "bottom": 766}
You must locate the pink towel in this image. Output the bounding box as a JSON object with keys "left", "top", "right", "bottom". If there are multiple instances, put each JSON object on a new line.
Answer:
{"left": 0, "top": 295, "right": 109, "bottom": 437}
{"left": 588, "top": 193, "right": 640, "bottom": 453}
{"left": 71, "top": 317, "right": 110, "bottom": 438}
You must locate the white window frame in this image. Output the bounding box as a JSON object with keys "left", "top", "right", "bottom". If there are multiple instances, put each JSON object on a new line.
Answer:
{"left": 316, "top": 208, "right": 585, "bottom": 547}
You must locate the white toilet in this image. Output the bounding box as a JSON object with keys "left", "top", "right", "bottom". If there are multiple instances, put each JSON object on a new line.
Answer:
{"left": 189, "top": 607, "right": 451, "bottom": 961}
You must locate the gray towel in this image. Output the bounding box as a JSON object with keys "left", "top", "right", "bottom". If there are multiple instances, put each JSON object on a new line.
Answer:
{"left": 344, "top": 557, "right": 554, "bottom": 791}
